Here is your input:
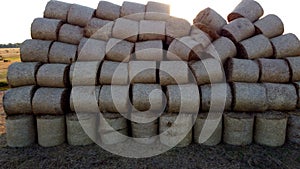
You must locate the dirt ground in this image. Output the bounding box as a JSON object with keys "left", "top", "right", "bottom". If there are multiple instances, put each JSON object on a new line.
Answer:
{"left": 1, "top": 91, "right": 300, "bottom": 168}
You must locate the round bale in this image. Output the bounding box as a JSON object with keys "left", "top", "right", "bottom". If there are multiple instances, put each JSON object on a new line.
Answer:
{"left": 58, "top": 24, "right": 83, "bottom": 45}
{"left": 254, "top": 14, "right": 284, "bottom": 38}
{"left": 96, "top": 1, "right": 121, "bottom": 21}
{"left": 286, "top": 56, "right": 300, "bottom": 82}
{"left": 225, "top": 58, "right": 259, "bottom": 82}
{"left": 129, "top": 61, "right": 157, "bottom": 84}
{"left": 20, "top": 39, "right": 52, "bottom": 63}
{"left": 36, "top": 63, "right": 69, "bottom": 88}
{"left": 270, "top": 33, "right": 300, "bottom": 58}
{"left": 48, "top": 42, "right": 77, "bottom": 64}
{"left": 99, "top": 61, "right": 129, "bottom": 85}
{"left": 287, "top": 111, "right": 300, "bottom": 144}
{"left": 228, "top": 0, "right": 264, "bottom": 22}
{"left": 31, "top": 18, "right": 63, "bottom": 41}
{"left": 67, "top": 4, "right": 95, "bottom": 27}
{"left": 132, "top": 120, "right": 158, "bottom": 144}
{"left": 71, "top": 61, "right": 101, "bottom": 86}
{"left": 44, "top": 0, "right": 71, "bottom": 22}
{"left": 258, "top": 59, "right": 290, "bottom": 83}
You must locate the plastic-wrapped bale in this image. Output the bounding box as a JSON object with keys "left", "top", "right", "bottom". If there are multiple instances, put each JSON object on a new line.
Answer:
{"left": 70, "top": 86, "right": 100, "bottom": 113}
{"left": 204, "top": 37, "right": 237, "bottom": 64}
{"left": 66, "top": 113, "right": 97, "bottom": 146}
{"left": 238, "top": 34, "right": 273, "bottom": 59}
{"left": 139, "top": 20, "right": 165, "bottom": 41}
{"left": 145, "top": 1, "right": 170, "bottom": 21}
{"left": 270, "top": 33, "right": 300, "bottom": 58}
{"left": 37, "top": 115, "right": 65, "bottom": 147}
{"left": 58, "top": 24, "right": 83, "bottom": 45}
{"left": 7, "top": 62, "right": 41, "bottom": 87}
{"left": 20, "top": 39, "right": 52, "bottom": 63}
{"left": 201, "top": 83, "right": 232, "bottom": 112}
{"left": 221, "top": 18, "right": 255, "bottom": 43}
{"left": 36, "top": 64, "right": 69, "bottom": 88}
{"left": 31, "top": 18, "right": 63, "bottom": 41}
{"left": 224, "top": 113, "right": 254, "bottom": 146}
{"left": 48, "top": 42, "right": 77, "bottom": 64}
{"left": 67, "top": 4, "right": 95, "bottom": 27}
{"left": 135, "top": 40, "right": 163, "bottom": 61}
{"left": 225, "top": 58, "right": 259, "bottom": 82}
{"left": 99, "top": 61, "right": 129, "bottom": 85}
{"left": 189, "top": 58, "right": 224, "bottom": 85}
{"left": 166, "top": 84, "right": 200, "bottom": 113}
{"left": 287, "top": 111, "right": 300, "bottom": 144}
{"left": 3, "top": 86, "right": 36, "bottom": 115}
{"left": 286, "top": 56, "right": 300, "bottom": 82}
{"left": 264, "top": 83, "right": 297, "bottom": 111}
{"left": 232, "top": 83, "right": 267, "bottom": 112}
{"left": 160, "top": 113, "right": 193, "bottom": 147}
{"left": 70, "top": 61, "right": 101, "bottom": 86}
{"left": 166, "top": 17, "right": 191, "bottom": 45}
{"left": 112, "top": 18, "right": 139, "bottom": 42}
{"left": 99, "top": 85, "right": 129, "bottom": 113}
{"left": 77, "top": 38, "right": 106, "bottom": 61}
{"left": 96, "top": 1, "right": 120, "bottom": 21}
{"left": 193, "top": 8, "right": 227, "bottom": 38}
{"left": 44, "top": 0, "right": 71, "bottom": 22}
{"left": 32, "top": 88, "right": 69, "bottom": 115}
{"left": 129, "top": 61, "right": 157, "bottom": 84}
{"left": 6, "top": 115, "right": 36, "bottom": 147}
{"left": 132, "top": 119, "right": 158, "bottom": 144}
{"left": 99, "top": 112, "right": 128, "bottom": 145}
{"left": 254, "top": 112, "right": 288, "bottom": 147}
{"left": 294, "top": 82, "right": 300, "bottom": 109}
{"left": 254, "top": 14, "right": 284, "bottom": 38}
{"left": 120, "top": 1, "right": 145, "bottom": 21}
{"left": 159, "top": 61, "right": 189, "bottom": 86}
{"left": 258, "top": 59, "right": 290, "bottom": 83}
{"left": 106, "top": 38, "right": 134, "bottom": 62}
{"left": 194, "top": 113, "right": 222, "bottom": 146}
{"left": 228, "top": 0, "right": 264, "bottom": 22}
{"left": 84, "top": 18, "right": 113, "bottom": 41}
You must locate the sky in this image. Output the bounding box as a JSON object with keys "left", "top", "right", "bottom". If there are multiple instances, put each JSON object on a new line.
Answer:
{"left": 0, "top": 0, "right": 299, "bottom": 44}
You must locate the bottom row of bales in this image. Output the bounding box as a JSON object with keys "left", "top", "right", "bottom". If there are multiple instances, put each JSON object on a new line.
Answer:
{"left": 6, "top": 111, "right": 300, "bottom": 148}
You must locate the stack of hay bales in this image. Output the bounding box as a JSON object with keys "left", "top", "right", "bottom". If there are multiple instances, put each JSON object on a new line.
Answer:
{"left": 3, "top": 0, "right": 300, "bottom": 149}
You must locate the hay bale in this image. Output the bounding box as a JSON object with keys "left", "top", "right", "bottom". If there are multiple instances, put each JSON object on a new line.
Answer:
{"left": 7, "top": 62, "right": 41, "bottom": 87}
{"left": 258, "top": 59, "right": 290, "bottom": 83}
{"left": 99, "top": 61, "right": 129, "bottom": 85}
{"left": 193, "top": 8, "right": 227, "bottom": 35}
{"left": 48, "top": 42, "right": 77, "bottom": 64}
{"left": 287, "top": 111, "right": 300, "bottom": 144}
{"left": 44, "top": 0, "right": 71, "bottom": 22}
{"left": 112, "top": 18, "right": 139, "bottom": 42}
{"left": 286, "top": 57, "right": 300, "bottom": 82}
{"left": 166, "top": 84, "right": 200, "bottom": 113}
{"left": 201, "top": 83, "right": 232, "bottom": 111}
{"left": 6, "top": 115, "right": 36, "bottom": 147}
{"left": 132, "top": 120, "right": 158, "bottom": 144}
{"left": 190, "top": 26, "right": 212, "bottom": 49}
{"left": 120, "top": 1, "right": 145, "bottom": 21}
{"left": 145, "top": 1, "right": 170, "bottom": 21}
{"left": 238, "top": 34, "right": 273, "bottom": 59}
{"left": 254, "top": 14, "right": 284, "bottom": 38}
{"left": 135, "top": 40, "right": 163, "bottom": 61}
{"left": 96, "top": 1, "right": 120, "bottom": 20}
{"left": 194, "top": 113, "right": 222, "bottom": 146}
{"left": 270, "top": 33, "right": 300, "bottom": 58}
{"left": 159, "top": 61, "right": 189, "bottom": 86}
{"left": 37, "top": 115, "right": 66, "bottom": 147}
{"left": 264, "top": 83, "right": 297, "bottom": 111}
{"left": 254, "top": 112, "right": 288, "bottom": 147}
{"left": 228, "top": 0, "right": 264, "bottom": 22}
{"left": 225, "top": 58, "right": 259, "bottom": 82}
{"left": 70, "top": 86, "right": 100, "bottom": 113}
{"left": 232, "top": 83, "right": 267, "bottom": 112}
{"left": 36, "top": 64, "right": 69, "bottom": 88}
{"left": 3, "top": 86, "right": 36, "bottom": 115}
{"left": 160, "top": 113, "right": 193, "bottom": 147}
{"left": 221, "top": 18, "right": 255, "bottom": 43}
{"left": 66, "top": 113, "right": 97, "bottom": 146}
{"left": 166, "top": 17, "right": 191, "bottom": 45}
{"left": 129, "top": 61, "right": 157, "bottom": 84}
{"left": 31, "top": 18, "right": 63, "bottom": 41}
{"left": 205, "top": 37, "right": 237, "bottom": 64}
{"left": 77, "top": 38, "right": 106, "bottom": 61}
{"left": 139, "top": 20, "right": 165, "bottom": 41}
{"left": 189, "top": 58, "right": 224, "bottom": 85}
{"left": 99, "top": 85, "right": 129, "bottom": 113}
{"left": 71, "top": 61, "right": 101, "bottom": 86}
{"left": 223, "top": 113, "right": 254, "bottom": 146}
{"left": 67, "top": 4, "right": 95, "bottom": 27}
{"left": 106, "top": 38, "right": 134, "bottom": 62}
{"left": 32, "top": 88, "right": 69, "bottom": 115}
{"left": 20, "top": 39, "right": 52, "bottom": 63}
{"left": 58, "top": 24, "right": 83, "bottom": 45}
{"left": 84, "top": 18, "right": 113, "bottom": 41}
